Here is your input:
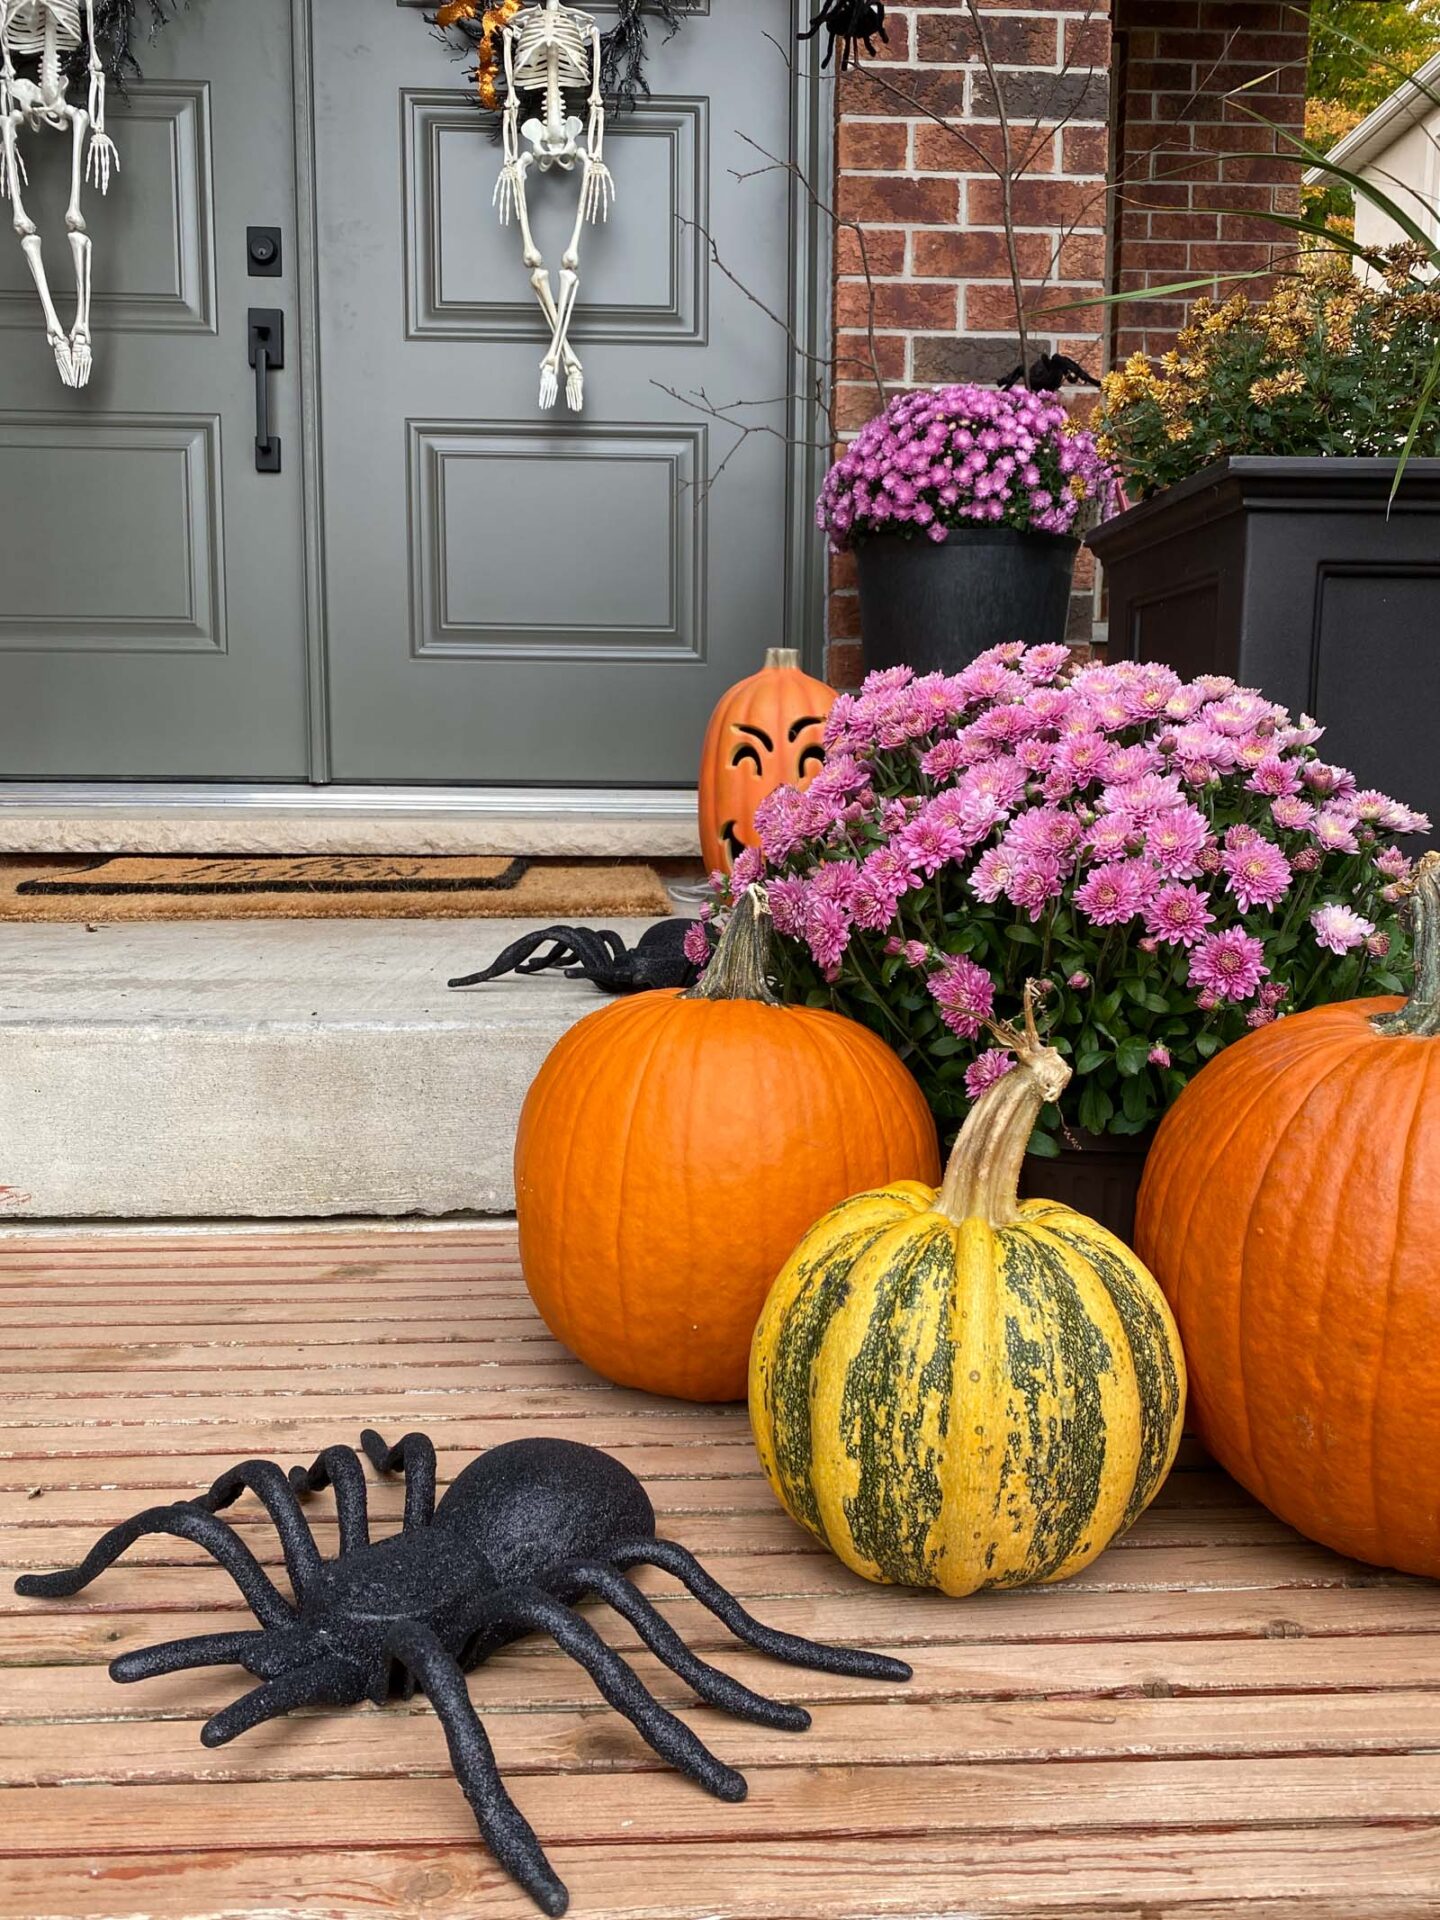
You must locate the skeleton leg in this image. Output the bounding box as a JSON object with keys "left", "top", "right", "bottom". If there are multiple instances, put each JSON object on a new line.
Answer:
{"left": 508, "top": 156, "right": 581, "bottom": 410}
{"left": 2, "top": 113, "right": 72, "bottom": 384}
{"left": 543, "top": 186, "right": 592, "bottom": 413}
{"left": 64, "top": 104, "right": 94, "bottom": 388}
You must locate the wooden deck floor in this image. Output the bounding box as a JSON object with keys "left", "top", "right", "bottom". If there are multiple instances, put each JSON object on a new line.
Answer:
{"left": 3, "top": 1224, "right": 1440, "bottom": 1919}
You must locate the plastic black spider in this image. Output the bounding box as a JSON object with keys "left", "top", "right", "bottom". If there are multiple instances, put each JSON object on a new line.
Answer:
{"left": 448, "top": 917, "right": 708, "bottom": 995}
{"left": 997, "top": 352, "right": 1101, "bottom": 393}
{"left": 798, "top": 0, "right": 888, "bottom": 70}
{"left": 14, "top": 1430, "right": 909, "bottom": 1916}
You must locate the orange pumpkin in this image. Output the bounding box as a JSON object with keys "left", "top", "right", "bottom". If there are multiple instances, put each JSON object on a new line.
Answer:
{"left": 697, "top": 648, "right": 837, "bottom": 875}
{"left": 514, "top": 887, "right": 940, "bottom": 1402}
{"left": 1135, "top": 850, "right": 1440, "bottom": 1578}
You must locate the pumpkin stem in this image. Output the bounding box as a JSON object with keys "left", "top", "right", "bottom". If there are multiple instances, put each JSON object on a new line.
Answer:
{"left": 683, "top": 884, "right": 780, "bottom": 1005}
{"left": 936, "top": 981, "right": 1072, "bottom": 1228}
{"left": 1373, "top": 850, "right": 1440, "bottom": 1038}
{"left": 764, "top": 647, "right": 801, "bottom": 670}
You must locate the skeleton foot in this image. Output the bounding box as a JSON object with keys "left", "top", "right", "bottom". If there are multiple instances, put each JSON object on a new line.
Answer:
{"left": 538, "top": 358, "right": 559, "bottom": 409}
{"left": 565, "top": 360, "right": 583, "bottom": 410}
{"left": 67, "top": 331, "right": 91, "bottom": 387}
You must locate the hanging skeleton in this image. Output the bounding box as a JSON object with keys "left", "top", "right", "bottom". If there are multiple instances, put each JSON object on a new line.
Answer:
{"left": 493, "top": 0, "right": 613, "bottom": 412}
{"left": 0, "top": 0, "right": 119, "bottom": 386}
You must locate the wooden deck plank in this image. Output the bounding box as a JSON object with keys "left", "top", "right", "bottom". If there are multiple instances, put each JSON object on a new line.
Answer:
{"left": 3, "top": 1221, "right": 1439, "bottom": 1920}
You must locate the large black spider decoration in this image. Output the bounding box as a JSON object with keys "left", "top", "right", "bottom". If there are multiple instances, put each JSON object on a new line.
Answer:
{"left": 998, "top": 352, "right": 1101, "bottom": 393}
{"left": 448, "top": 918, "right": 709, "bottom": 995}
{"left": 799, "top": 0, "right": 888, "bottom": 71}
{"left": 15, "top": 1431, "right": 909, "bottom": 1916}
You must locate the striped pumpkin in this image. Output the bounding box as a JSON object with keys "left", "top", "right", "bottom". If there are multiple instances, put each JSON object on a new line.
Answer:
{"left": 749, "top": 985, "right": 1186, "bottom": 1595}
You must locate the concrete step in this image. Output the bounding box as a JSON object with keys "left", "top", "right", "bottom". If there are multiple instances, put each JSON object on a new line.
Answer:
{"left": 0, "top": 917, "right": 658, "bottom": 1219}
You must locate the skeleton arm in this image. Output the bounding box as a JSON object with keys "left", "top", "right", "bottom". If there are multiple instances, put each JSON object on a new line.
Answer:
{"left": 83, "top": 0, "right": 117, "bottom": 191}
{"left": 493, "top": 22, "right": 522, "bottom": 221}
{"left": 581, "top": 23, "right": 611, "bottom": 222}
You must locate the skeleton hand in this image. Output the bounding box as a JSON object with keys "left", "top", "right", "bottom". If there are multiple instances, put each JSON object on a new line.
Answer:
{"left": 85, "top": 132, "right": 119, "bottom": 196}
{"left": 494, "top": 161, "right": 524, "bottom": 226}
{"left": 581, "top": 158, "right": 613, "bottom": 225}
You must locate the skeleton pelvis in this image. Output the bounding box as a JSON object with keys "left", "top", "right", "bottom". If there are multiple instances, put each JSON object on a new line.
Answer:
{"left": 521, "top": 114, "right": 582, "bottom": 165}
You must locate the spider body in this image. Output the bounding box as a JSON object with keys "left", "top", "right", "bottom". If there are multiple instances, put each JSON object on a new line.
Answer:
{"left": 449, "top": 917, "right": 708, "bottom": 994}
{"left": 14, "top": 1430, "right": 908, "bottom": 1916}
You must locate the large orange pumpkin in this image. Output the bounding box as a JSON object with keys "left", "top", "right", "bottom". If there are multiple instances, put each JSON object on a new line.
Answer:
{"left": 697, "top": 648, "right": 836, "bottom": 875}
{"left": 1136, "top": 850, "right": 1440, "bottom": 1577}
{"left": 515, "top": 887, "right": 940, "bottom": 1402}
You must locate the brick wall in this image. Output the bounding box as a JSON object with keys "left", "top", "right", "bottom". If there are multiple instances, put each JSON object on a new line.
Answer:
{"left": 1110, "top": 0, "right": 1311, "bottom": 362}
{"left": 824, "top": 1, "right": 1116, "bottom": 687}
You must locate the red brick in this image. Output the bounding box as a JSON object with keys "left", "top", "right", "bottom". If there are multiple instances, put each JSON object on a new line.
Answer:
{"left": 914, "top": 122, "right": 1056, "bottom": 174}
{"left": 1220, "top": 153, "right": 1304, "bottom": 185}
{"left": 1065, "top": 15, "right": 1113, "bottom": 65}
{"left": 834, "top": 329, "right": 909, "bottom": 382}
{"left": 836, "top": 173, "right": 960, "bottom": 223}
{"left": 1059, "top": 230, "right": 1108, "bottom": 280}
{"left": 827, "top": 588, "right": 864, "bottom": 639}
{"left": 828, "top": 550, "right": 859, "bottom": 591}
{"left": 838, "top": 119, "right": 911, "bottom": 172}
{"left": 914, "top": 10, "right": 1059, "bottom": 64}
{"left": 968, "top": 175, "right": 1105, "bottom": 228}
{"left": 825, "top": 639, "right": 866, "bottom": 690}
{"left": 834, "top": 224, "right": 907, "bottom": 277}
{"left": 912, "top": 227, "right": 1053, "bottom": 278}
{"left": 964, "top": 280, "right": 1098, "bottom": 329}
{"left": 842, "top": 63, "right": 967, "bottom": 119}
{"left": 1147, "top": 210, "right": 1217, "bottom": 239}
{"left": 1062, "top": 124, "right": 1110, "bottom": 175}
{"left": 837, "top": 277, "right": 958, "bottom": 329}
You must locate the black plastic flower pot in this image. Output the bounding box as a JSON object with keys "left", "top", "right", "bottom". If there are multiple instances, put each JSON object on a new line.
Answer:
{"left": 1018, "top": 1129, "right": 1155, "bottom": 1248}
{"left": 855, "top": 526, "right": 1080, "bottom": 676}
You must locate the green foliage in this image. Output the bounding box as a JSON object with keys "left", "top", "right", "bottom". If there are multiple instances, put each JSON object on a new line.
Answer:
{"left": 1097, "top": 251, "right": 1440, "bottom": 499}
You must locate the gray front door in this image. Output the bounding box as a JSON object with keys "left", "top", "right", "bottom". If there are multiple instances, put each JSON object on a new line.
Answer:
{"left": 0, "top": 0, "right": 310, "bottom": 778}
{"left": 312, "top": 0, "right": 806, "bottom": 785}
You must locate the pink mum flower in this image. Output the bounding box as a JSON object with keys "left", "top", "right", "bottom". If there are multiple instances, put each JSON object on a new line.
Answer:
{"left": 1312, "top": 808, "right": 1360, "bottom": 855}
{"left": 1310, "top": 903, "right": 1375, "bottom": 955}
{"left": 1075, "top": 859, "right": 1152, "bottom": 926}
{"left": 964, "top": 1047, "right": 1016, "bottom": 1101}
{"left": 682, "top": 921, "right": 712, "bottom": 968}
{"left": 927, "top": 953, "right": 995, "bottom": 1039}
{"left": 1148, "top": 804, "right": 1210, "bottom": 880}
{"left": 1221, "top": 834, "right": 1291, "bottom": 912}
{"left": 1188, "top": 928, "right": 1268, "bottom": 1003}
{"left": 1145, "top": 883, "right": 1214, "bottom": 948}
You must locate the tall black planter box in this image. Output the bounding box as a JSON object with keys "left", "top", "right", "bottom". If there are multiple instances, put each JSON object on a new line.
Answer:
{"left": 1087, "top": 457, "right": 1440, "bottom": 834}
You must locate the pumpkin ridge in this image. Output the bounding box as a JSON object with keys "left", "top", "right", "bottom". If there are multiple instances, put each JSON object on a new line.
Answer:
{"left": 1031, "top": 1217, "right": 1184, "bottom": 1531}
{"left": 1364, "top": 1044, "right": 1433, "bottom": 1555}
{"left": 836, "top": 1222, "right": 957, "bottom": 1586}
{"left": 995, "top": 1228, "right": 1112, "bottom": 1585}
{"left": 821, "top": 1005, "right": 933, "bottom": 1191}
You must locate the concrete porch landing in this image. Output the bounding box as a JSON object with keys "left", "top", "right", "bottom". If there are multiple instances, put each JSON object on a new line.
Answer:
{"left": 0, "top": 918, "right": 655, "bottom": 1219}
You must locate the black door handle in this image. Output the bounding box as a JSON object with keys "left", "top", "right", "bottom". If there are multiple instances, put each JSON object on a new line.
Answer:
{"left": 248, "top": 309, "right": 285, "bottom": 473}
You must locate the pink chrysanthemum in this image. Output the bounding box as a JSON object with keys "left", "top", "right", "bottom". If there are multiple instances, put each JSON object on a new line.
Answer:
{"left": 1075, "top": 859, "right": 1152, "bottom": 926}
{"left": 1188, "top": 928, "right": 1268, "bottom": 1003}
{"left": 1149, "top": 804, "right": 1210, "bottom": 880}
{"left": 964, "top": 1047, "right": 1016, "bottom": 1100}
{"left": 1145, "top": 883, "right": 1214, "bottom": 948}
{"left": 1222, "top": 834, "right": 1291, "bottom": 912}
{"left": 1310, "top": 903, "right": 1375, "bottom": 955}
{"left": 926, "top": 952, "right": 995, "bottom": 1039}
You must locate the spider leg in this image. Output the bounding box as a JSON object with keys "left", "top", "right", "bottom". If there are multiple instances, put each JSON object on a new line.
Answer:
{"left": 479, "top": 1586, "right": 747, "bottom": 1802}
{"left": 196, "top": 1460, "right": 324, "bottom": 1602}
{"left": 361, "top": 1428, "right": 436, "bottom": 1530}
{"left": 200, "top": 1653, "right": 364, "bottom": 1749}
{"left": 612, "top": 1539, "right": 912, "bottom": 1684}
{"left": 386, "top": 1620, "right": 568, "bottom": 1917}
{"left": 13, "top": 1505, "right": 294, "bottom": 1629}
{"left": 287, "top": 1445, "right": 371, "bottom": 1555}
{"left": 111, "top": 1626, "right": 314, "bottom": 1685}
{"left": 558, "top": 1560, "right": 810, "bottom": 1731}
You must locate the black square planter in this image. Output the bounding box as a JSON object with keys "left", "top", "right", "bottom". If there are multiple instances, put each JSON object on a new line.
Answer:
{"left": 1087, "top": 456, "right": 1440, "bottom": 832}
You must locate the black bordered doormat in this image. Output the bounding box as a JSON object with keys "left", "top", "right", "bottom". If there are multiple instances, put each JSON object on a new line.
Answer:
{"left": 0, "top": 855, "right": 672, "bottom": 922}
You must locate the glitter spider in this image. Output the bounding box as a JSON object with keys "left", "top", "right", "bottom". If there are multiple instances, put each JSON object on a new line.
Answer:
{"left": 14, "top": 1430, "right": 911, "bottom": 1915}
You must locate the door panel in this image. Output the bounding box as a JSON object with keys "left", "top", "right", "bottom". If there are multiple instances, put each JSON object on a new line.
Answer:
{"left": 315, "top": 0, "right": 797, "bottom": 785}
{"left": 0, "top": 0, "right": 309, "bottom": 778}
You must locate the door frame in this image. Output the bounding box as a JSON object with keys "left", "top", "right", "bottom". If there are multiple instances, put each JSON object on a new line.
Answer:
{"left": 0, "top": 0, "right": 834, "bottom": 816}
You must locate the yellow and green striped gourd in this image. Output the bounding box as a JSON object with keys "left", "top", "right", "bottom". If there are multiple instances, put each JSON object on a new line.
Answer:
{"left": 749, "top": 984, "right": 1186, "bottom": 1596}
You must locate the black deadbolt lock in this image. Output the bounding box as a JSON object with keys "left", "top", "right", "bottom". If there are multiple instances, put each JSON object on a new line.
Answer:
{"left": 247, "top": 227, "right": 282, "bottom": 277}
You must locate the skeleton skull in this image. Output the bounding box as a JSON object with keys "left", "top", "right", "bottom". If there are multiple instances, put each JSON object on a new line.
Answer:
{"left": 0, "top": 0, "right": 117, "bottom": 387}
{"left": 493, "top": 0, "right": 614, "bottom": 411}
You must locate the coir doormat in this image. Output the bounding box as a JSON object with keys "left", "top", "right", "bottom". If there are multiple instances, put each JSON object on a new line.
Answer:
{"left": 0, "top": 855, "right": 672, "bottom": 922}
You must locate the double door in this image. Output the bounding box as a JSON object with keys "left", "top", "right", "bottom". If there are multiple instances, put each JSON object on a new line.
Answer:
{"left": 0, "top": 0, "right": 814, "bottom": 784}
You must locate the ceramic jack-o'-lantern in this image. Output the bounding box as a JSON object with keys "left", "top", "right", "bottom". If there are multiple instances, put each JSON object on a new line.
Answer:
{"left": 697, "top": 648, "right": 837, "bottom": 874}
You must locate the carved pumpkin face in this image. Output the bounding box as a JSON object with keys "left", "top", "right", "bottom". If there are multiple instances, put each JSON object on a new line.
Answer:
{"left": 697, "top": 648, "right": 837, "bottom": 874}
